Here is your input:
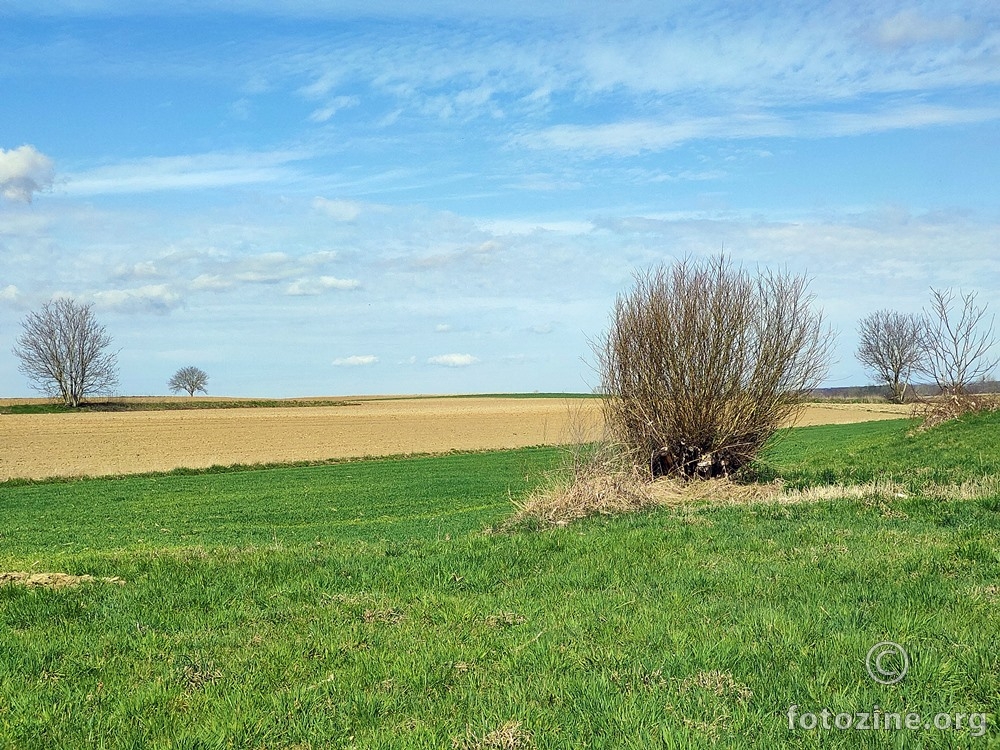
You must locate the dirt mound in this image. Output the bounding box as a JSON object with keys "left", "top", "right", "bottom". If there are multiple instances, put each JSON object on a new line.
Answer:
{"left": 0, "top": 572, "right": 125, "bottom": 589}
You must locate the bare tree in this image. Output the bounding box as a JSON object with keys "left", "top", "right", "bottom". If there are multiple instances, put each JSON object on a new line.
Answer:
{"left": 12, "top": 298, "right": 119, "bottom": 407}
{"left": 920, "top": 288, "right": 998, "bottom": 395}
{"left": 168, "top": 366, "right": 209, "bottom": 397}
{"left": 855, "top": 310, "right": 925, "bottom": 403}
{"left": 599, "top": 255, "right": 833, "bottom": 479}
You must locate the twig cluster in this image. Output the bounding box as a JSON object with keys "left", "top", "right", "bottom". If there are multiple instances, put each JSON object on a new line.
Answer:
{"left": 598, "top": 255, "right": 832, "bottom": 478}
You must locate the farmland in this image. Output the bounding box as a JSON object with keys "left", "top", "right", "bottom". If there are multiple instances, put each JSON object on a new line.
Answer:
{"left": 0, "top": 396, "right": 909, "bottom": 481}
{"left": 0, "top": 406, "right": 998, "bottom": 747}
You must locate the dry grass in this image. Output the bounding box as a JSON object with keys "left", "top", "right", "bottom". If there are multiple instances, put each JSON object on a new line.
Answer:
{"left": 0, "top": 571, "right": 126, "bottom": 589}
{"left": 362, "top": 608, "right": 406, "bottom": 625}
{"left": 511, "top": 450, "right": 1000, "bottom": 527}
{"left": 678, "top": 670, "right": 753, "bottom": 702}
{"left": 912, "top": 393, "right": 999, "bottom": 430}
{"left": 510, "top": 472, "right": 782, "bottom": 526}
{"left": 484, "top": 612, "right": 527, "bottom": 628}
{"left": 452, "top": 720, "right": 533, "bottom": 750}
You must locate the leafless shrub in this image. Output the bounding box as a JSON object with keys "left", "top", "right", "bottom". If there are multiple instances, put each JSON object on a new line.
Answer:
{"left": 919, "top": 288, "right": 997, "bottom": 396}
{"left": 12, "top": 297, "right": 119, "bottom": 407}
{"left": 913, "top": 392, "right": 999, "bottom": 431}
{"left": 598, "top": 255, "right": 832, "bottom": 478}
{"left": 855, "top": 310, "right": 926, "bottom": 403}
{"left": 910, "top": 287, "right": 998, "bottom": 427}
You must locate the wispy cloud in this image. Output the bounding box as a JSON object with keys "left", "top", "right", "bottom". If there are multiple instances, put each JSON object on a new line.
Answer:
{"left": 311, "top": 197, "right": 364, "bottom": 221}
{"left": 308, "top": 95, "right": 361, "bottom": 123}
{"left": 62, "top": 150, "right": 311, "bottom": 195}
{"left": 285, "top": 276, "right": 360, "bottom": 295}
{"left": 230, "top": 253, "right": 297, "bottom": 284}
{"left": 520, "top": 104, "right": 1000, "bottom": 155}
{"left": 874, "top": 9, "right": 978, "bottom": 48}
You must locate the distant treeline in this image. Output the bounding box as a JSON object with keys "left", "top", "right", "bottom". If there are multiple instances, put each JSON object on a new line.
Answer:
{"left": 811, "top": 381, "right": 1000, "bottom": 401}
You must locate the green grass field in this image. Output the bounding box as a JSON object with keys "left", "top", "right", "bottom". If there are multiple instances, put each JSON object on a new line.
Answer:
{"left": 1, "top": 414, "right": 999, "bottom": 748}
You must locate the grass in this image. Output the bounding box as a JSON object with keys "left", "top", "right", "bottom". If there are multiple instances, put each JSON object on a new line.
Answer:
{"left": 758, "top": 411, "right": 1000, "bottom": 489}
{"left": 1, "top": 416, "right": 999, "bottom": 747}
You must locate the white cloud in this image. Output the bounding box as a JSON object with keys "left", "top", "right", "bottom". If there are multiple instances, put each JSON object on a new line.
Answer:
{"left": 114, "top": 261, "right": 162, "bottom": 280}
{"left": 93, "top": 284, "right": 182, "bottom": 314}
{"left": 428, "top": 353, "right": 479, "bottom": 367}
{"left": 0, "top": 145, "right": 55, "bottom": 203}
{"left": 482, "top": 218, "right": 595, "bottom": 235}
{"left": 285, "top": 276, "right": 360, "bottom": 295}
{"left": 302, "top": 250, "right": 339, "bottom": 265}
{"left": 0, "top": 284, "right": 20, "bottom": 302}
{"left": 332, "top": 354, "right": 378, "bottom": 366}
{"left": 227, "top": 252, "right": 296, "bottom": 284}
{"left": 435, "top": 323, "right": 452, "bottom": 332}
{"left": 190, "top": 274, "right": 235, "bottom": 291}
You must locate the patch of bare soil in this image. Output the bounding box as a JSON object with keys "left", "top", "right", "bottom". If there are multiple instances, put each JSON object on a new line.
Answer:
{"left": 792, "top": 402, "right": 911, "bottom": 425}
{"left": 0, "top": 397, "right": 602, "bottom": 480}
{"left": 0, "top": 572, "right": 125, "bottom": 589}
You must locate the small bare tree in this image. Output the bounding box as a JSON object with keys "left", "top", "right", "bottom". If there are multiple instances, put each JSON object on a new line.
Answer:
{"left": 13, "top": 298, "right": 119, "bottom": 407}
{"left": 599, "top": 255, "right": 833, "bottom": 479}
{"left": 855, "top": 310, "right": 926, "bottom": 403}
{"left": 168, "top": 366, "right": 209, "bottom": 396}
{"left": 920, "top": 288, "right": 997, "bottom": 396}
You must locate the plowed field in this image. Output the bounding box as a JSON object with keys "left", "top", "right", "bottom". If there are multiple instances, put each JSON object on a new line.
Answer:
{"left": 0, "top": 397, "right": 909, "bottom": 481}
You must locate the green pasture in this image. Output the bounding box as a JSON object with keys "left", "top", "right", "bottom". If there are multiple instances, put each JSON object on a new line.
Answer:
{"left": 1, "top": 414, "right": 998, "bottom": 748}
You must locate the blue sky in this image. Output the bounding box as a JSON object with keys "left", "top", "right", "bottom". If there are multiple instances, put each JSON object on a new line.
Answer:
{"left": 1, "top": 0, "right": 998, "bottom": 396}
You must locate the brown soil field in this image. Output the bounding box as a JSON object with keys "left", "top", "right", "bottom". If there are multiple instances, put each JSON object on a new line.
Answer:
{"left": 0, "top": 397, "right": 910, "bottom": 481}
